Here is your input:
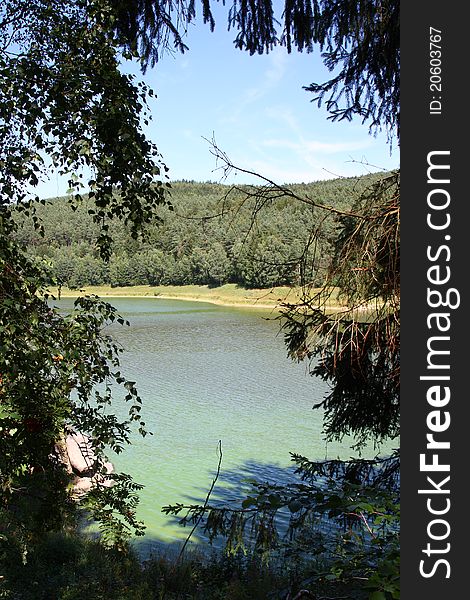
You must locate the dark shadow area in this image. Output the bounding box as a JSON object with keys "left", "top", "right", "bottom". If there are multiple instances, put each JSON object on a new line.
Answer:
{"left": 0, "top": 462, "right": 355, "bottom": 600}
{"left": 77, "top": 450, "right": 399, "bottom": 563}
{"left": 130, "top": 458, "right": 333, "bottom": 561}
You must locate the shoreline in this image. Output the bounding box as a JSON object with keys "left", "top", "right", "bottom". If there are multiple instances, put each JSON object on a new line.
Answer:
{"left": 47, "top": 284, "right": 304, "bottom": 311}
{"left": 46, "top": 284, "right": 362, "bottom": 314}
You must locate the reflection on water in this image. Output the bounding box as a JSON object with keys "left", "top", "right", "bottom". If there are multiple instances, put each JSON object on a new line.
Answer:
{"left": 55, "top": 297, "right": 393, "bottom": 553}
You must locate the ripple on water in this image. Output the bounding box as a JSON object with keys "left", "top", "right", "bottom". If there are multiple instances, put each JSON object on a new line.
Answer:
{"left": 56, "top": 297, "right": 395, "bottom": 554}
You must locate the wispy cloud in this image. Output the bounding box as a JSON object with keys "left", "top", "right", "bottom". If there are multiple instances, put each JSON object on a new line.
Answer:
{"left": 264, "top": 106, "right": 301, "bottom": 134}
{"left": 261, "top": 138, "right": 373, "bottom": 154}
{"left": 243, "top": 50, "right": 287, "bottom": 102}
{"left": 241, "top": 104, "right": 377, "bottom": 179}
{"left": 220, "top": 49, "right": 288, "bottom": 123}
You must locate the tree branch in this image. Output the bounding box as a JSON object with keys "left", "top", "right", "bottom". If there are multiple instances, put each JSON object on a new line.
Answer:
{"left": 205, "top": 135, "right": 373, "bottom": 220}
{"left": 177, "top": 439, "right": 223, "bottom": 561}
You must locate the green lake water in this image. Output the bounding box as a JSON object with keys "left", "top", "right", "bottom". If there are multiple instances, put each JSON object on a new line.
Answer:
{"left": 56, "top": 297, "right": 394, "bottom": 555}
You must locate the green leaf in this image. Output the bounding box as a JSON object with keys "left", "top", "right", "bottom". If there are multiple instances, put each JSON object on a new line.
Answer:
{"left": 288, "top": 499, "right": 303, "bottom": 513}
{"left": 369, "top": 592, "right": 387, "bottom": 600}
{"left": 268, "top": 493, "right": 281, "bottom": 508}
{"left": 241, "top": 497, "right": 257, "bottom": 509}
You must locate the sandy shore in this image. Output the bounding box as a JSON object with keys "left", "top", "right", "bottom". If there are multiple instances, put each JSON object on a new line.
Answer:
{"left": 47, "top": 284, "right": 303, "bottom": 311}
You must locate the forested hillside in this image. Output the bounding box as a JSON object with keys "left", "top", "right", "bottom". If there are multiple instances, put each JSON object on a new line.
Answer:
{"left": 15, "top": 175, "right": 384, "bottom": 289}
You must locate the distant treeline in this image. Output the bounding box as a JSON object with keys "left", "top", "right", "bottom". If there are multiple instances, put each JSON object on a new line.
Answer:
{"left": 15, "top": 176, "right": 383, "bottom": 289}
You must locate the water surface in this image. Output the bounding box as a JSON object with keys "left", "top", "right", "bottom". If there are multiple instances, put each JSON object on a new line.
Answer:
{"left": 57, "top": 297, "right": 391, "bottom": 553}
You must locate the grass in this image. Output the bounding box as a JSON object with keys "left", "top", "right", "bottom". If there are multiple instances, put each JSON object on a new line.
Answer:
{"left": 0, "top": 531, "right": 370, "bottom": 599}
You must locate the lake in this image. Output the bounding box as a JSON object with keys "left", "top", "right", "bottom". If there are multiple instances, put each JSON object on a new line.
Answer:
{"left": 56, "top": 296, "right": 392, "bottom": 555}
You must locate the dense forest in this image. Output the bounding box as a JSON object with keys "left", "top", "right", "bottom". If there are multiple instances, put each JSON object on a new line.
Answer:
{"left": 15, "top": 175, "right": 383, "bottom": 290}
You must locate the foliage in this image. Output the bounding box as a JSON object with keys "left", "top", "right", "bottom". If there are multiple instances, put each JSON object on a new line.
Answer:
{"left": 1, "top": 527, "right": 392, "bottom": 599}
{"left": 0, "top": 227, "right": 148, "bottom": 550}
{"left": 300, "top": 0, "right": 400, "bottom": 139}
{"left": 283, "top": 171, "right": 400, "bottom": 448}
{"left": 2, "top": 1, "right": 400, "bottom": 597}
{"left": 1, "top": 0, "right": 169, "bottom": 553}
{"left": 163, "top": 451, "right": 400, "bottom": 598}
{"left": 1, "top": 532, "right": 153, "bottom": 599}
{"left": 197, "top": 144, "right": 400, "bottom": 448}
{"left": 1, "top": 0, "right": 170, "bottom": 257}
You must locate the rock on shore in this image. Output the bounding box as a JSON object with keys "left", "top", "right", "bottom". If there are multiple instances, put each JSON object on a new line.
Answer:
{"left": 63, "top": 430, "right": 114, "bottom": 495}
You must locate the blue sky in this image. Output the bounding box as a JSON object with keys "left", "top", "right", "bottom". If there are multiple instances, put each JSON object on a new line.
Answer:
{"left": 37, "top": 5, "right": 399, "bottom": 198}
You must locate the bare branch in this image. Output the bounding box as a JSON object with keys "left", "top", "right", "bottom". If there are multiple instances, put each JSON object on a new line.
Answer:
{"left": 177, "top": 439, "right": 223, "bottom": 562}
{"left": 205, "top": 135, "right": 374, "bottom": 220}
